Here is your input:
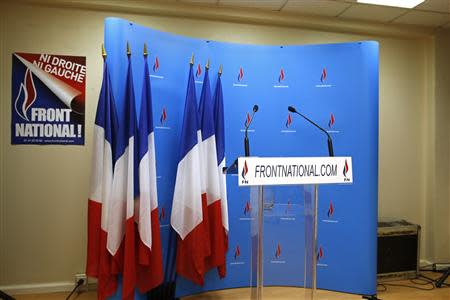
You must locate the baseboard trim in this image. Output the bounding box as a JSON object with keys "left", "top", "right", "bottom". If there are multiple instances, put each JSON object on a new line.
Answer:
{"left": 420, "top": 259, "right": 433, "bottom": 267}
{"left": 0, "top": 281, "right": 97, "bottom": 295}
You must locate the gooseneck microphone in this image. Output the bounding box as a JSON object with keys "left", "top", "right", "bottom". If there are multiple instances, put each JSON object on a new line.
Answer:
{"left": 244, "top": 104, "right": 259, "bottom": 157}
{"left": 288, "top": 106, "right": 334, "bottom": 157}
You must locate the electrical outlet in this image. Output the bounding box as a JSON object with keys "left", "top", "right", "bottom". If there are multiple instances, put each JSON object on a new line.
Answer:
{"left": 75, "top": 273, "right": 88, "bottom": 292}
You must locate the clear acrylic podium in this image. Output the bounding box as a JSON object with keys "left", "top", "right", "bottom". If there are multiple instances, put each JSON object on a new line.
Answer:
{"left": 232, "top": 156, "right": 353, "bottom": 300}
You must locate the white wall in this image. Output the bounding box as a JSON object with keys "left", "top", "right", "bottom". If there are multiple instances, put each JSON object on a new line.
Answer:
{"left": 0, "top": 0, "right": 448, "bottom": 290}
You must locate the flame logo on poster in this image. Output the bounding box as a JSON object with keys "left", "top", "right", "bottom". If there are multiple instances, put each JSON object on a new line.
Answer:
{"left": 279, "top": 68, "right": 285, "bottom": 83}
{"left": 275, "top": 243, "right": 281, "bottom": 258}
{"left": 196, "top": 63, "right": 202, "bottom": 78}
{"left": 327, "top": 201, "right": 334, "bottom": 218}
{"left": 160, "top": 107, "right": 167, "bottom": 125}
{"left": 14, "top": 68, "right": 37, "bottom": 121}
{"left": 234, "top": 245, "right": 241, "bottom": 260}
{"left": 153, "top": 56, "right": 159, "bottom": 72}
{"left": 237, "top": 66, "right": 244, "bottom": 82}
{"left": 285, "top": 113, "right": 292, "bottom": 128}
{"left": 320, "top": 67, "right": 327, "bottom": 83}
{"left": 328, "top": 113, "right": 335, "bottom": 128}
{"left": 244, "top": 201, "right": 251, "bottom": 215}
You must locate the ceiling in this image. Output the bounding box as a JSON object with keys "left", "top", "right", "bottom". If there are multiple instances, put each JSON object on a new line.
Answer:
{"left": 176, "top": 0, "right": 450, "bottom": 29}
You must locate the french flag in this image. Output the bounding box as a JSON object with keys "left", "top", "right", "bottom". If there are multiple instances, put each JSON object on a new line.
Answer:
{"left": 171, "top": 63, "right": 210, "bottom": 285}
{"left": 135, "top": 53, "right": 164, "bottom": 292}
{"left": 107, "top": 54, "right": 139, "bottom": 300}
{"left": 198, "top": 67, "right": 227, "bottom": 277}
{"left": 86, "top": 58, "right": 119, "bottom": 300}
{"left": 212, "top": 71, "right": 229, "bottom": 277}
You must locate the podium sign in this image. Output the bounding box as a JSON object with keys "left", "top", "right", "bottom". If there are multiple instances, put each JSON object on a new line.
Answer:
{"left": 238, "top": 156, "right": 353, "bottom": 186}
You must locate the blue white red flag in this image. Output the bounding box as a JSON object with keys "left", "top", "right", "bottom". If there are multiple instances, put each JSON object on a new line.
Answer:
{"left": 198, "top": 67, "right": 228, "bottom": 277}
{"left": 135, "top": 54, "right": 163, "bottom": 292}
{"left": 213, "top": 73, "right": 229, "bottom": 274}
{"left": 107, "top": 55, "right": 139, "bottom": 300}
{"left": 86, "top": 58, "right": 119, "bottom": 300}
{"left": 171, "top": 63, "right": 210, "bottom": 286}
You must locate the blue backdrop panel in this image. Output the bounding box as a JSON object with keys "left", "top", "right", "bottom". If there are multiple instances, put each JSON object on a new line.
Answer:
{"left": 104, "top": 17, "right": 378, "bottom": 299}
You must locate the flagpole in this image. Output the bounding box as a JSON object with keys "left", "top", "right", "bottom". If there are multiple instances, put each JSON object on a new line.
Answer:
{"left": 102, "top": 43, "right": 107, "bottom": 60}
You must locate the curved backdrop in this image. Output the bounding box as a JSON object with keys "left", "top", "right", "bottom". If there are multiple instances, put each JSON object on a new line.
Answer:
{"left": 104, "top": 17, "right": 378, "bottom": 299}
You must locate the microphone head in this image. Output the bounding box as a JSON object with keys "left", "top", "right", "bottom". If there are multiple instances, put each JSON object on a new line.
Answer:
{"left": 253, "top": 105, "right": 259, "bottom": 113}
{"left": 288, "top": 106, "right": 297, "bottom": 113}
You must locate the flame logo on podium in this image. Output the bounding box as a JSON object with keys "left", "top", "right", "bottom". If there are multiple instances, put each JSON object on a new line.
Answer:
{"left": 343, "top": 160, "right": 349, "bottom": 177}
{"left": 15, "top": 68, "right": 37, "bottom": 121}
{"left": 241, "top": 160, "right": 248, "bottom": 180}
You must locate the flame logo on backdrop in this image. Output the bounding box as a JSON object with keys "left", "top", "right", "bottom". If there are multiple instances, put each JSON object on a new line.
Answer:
{"left": 244, "top": 112, "right": 251, "bottom": 127}
{"left": 328, "top": 113, "right": 335, "bottom": 128}
{"left": 160, "top": 107, "right": 167, "bottom": 125}
{"left": 159, "top": 207, "right": 165, "bottom": 221}
{"left": 285, "top": 113, "right": 292, "bottom": 128}
{"left": 241, "top": 160, "right": 249, "bottom": 180}
{"left": 244, "top": 201, "right": 251, "bottom": 215}
{"left": 275, "top": 243, "right": 281, "bottom": 258}
{"left": 327, "top": 201, "right": 334, "bottom": 218}
{"left": 153, "top": 56, "right": 159, "bottom": 72}
{"left": 237, "top": 66, "right": 244, "bottom": 82}
{"left": 15, "top": 68, "right": 37, "bottom": 121}
{"left": 343, "top": 160, "right": 349, "bottom": 177}
{"left": 278, "top": 68, "right": 285, "bottom": 83}
{"left": 196, "top": 63, "right": 202, "bottom": 78}
{"left": 320, "top": 68, "right": 327, "bottom": 83}
{"left": 285, "top": 199, "right": 292, "bottom": 214}
{"left": 234, "top": 245, "right": 241, "bottom": 260}
{"left": 317, "top": 246, "right": 323, "bottom": 261}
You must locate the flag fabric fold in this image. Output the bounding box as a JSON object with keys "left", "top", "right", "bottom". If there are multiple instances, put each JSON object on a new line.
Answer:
{"left": 198, "top": 68, "right": 228, "bottom": 277}
{"left": 171, "top": 64, "right": 210, "bottom": 286}
{"left": 135, "top": 55, "right": 164, "bottom": 292}
{"left": 212, "top": 73, "right": 229, "bottom": 277}
{"left": 86, "top": 59, "right": 119, "bottom": 300}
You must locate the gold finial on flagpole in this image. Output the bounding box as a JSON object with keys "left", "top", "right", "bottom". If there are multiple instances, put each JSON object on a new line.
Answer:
{"left": 143, "top": 43, "right": 148, "bottom": 57}
{"left": 190, "top": 53, "right": 194, "bottom": 65}
{"left": 218, "top": 64, "right": 223, "bottom": 76}
{"left": 127, "top": 41, "right": 131, "bottom": 57}
{"left": 206, "top": 59, "right": 210, "bottom": 70}
{"left": 101, "top": 44, "right": 107, "bottom": 59}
